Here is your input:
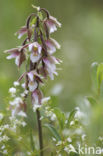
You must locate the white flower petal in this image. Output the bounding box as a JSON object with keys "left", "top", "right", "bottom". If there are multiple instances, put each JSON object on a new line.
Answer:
{"left": 15, "top": 55, "right": 20, "bottom": 66}
{"left": 41, "top": 97, "right": 51, "bottom": 104}
{"left": 28, "top": 81, "right": 37, "bottom": 92}
{"left": 18, "top": 111, "right": 27, "bottom": 117}
{"left": 30, "top": 53, "right": 41, "bottom": 63}
{"left": 13, "top": 81, "right": 20, "bottom": 86}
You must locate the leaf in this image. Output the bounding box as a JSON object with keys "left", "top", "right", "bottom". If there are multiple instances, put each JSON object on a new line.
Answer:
{"left": 91, "top": 62, "right": 98, "bottom": 91}
{"left": 97, "top": 63, "right": 103, "bottom": 93}
{"left": 49, "top": 96, "right": 58, "bottom": 108}
{"left": 86, "top": 96, "right": 97, "bottom": 105}
{"left": 53, "top": 108, "right": 65, "bottom": 129}
{"left": 44, "top": 124, "right": 61, "bottom": 141}
{"left": 67, "top": 109, "right": 77, "bottom": 127}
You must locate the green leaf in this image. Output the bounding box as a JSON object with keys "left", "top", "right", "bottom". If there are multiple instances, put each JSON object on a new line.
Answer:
{"left": 91, "top": 62, "right": 98, "bottom": 91}
{"left": 97, "top": 63, "right": 103, "bottom": 94}
{"left": 53, "top": 108, "right": 65, "bottom": 129}
{"left": 49, "top": 96, "right": 58, "bottom": 108}
{"left": 67, "top": 109, "right": 77, "bottom": 127}
{"left": 44, "top": 124, "right": 61, "bottom": 141}
{"left": 86, "top": 96, "right": 97, "bottom": 105}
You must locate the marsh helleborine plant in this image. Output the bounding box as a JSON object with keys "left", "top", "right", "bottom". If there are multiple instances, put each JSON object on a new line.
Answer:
{"left": 5, "top": 6, "right": 61, "bottom": 156}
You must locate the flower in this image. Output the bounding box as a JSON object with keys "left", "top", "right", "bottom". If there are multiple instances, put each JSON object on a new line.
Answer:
{"left": 45, "top": 110, "right": 56, "bottom": 121}
{"left": 21, "top": 121, "right": 27, "bottom": 127}
{"left": 9, "top": 87, "right": 16, "bottom": 97}
{"left": 41, "top": 97, "right": 51, "bottom": 104}
{"left": 15, "top": 26, "right": 32, "bottom": 39}
{"left": 9, "top": 97, "right": 27, "bottom": 117}
{"left": 32, "top": 89, "right": 43, "bottom": 106}
{"left": 56, "top": 141, "right": 62, "bottom": 146}
{"left": 13, "top": 81, "right": 20, "bottom": 87}
{"left": 45, "top": 38, "right": 61, "bottom": 54}
{"left": 33, "top": 104, "right": 41, "bottom": 112}
{"left": 28, "top": 80, "right": 38, "bottom": 92}
{"left": 27, "top": 70, "right": 43, "bottom": 92}
{"left": 74, "top": 107, "right": 85, "bottom": 120}
{"left": 24, "top": 90, "right": 29, "bottom": 95}
{"left": 67, "top": 137, "right": 72, "bottom": 143}
{"left": 44, "top": 16, "right": 61, "bottom": 33}
{"left": 17, "top": 111, "right": 27, "bottom": 117}
{"left": 1, "top": 145, "right": 5, "bottom": 149}
{"left": 70, "top": 121, "right": 75, "bottom": 126}
{"left": 29, "top": 42, "right": 42, "bottom": 63}
{"left": 4, "top": 47, "right": 26, "bottom": 67}
{"left": 21, "top": 83, "right": 26, "bottom": 89}
{"left": 3, "top": 150, "right": 8, "bottom": 155}
{"left": 52, "top": 137, "right": 56, "bottom": 142}
{"left": 9, "top": 97, "right": 22, "bottom": 106}
{"left": 43, "top": 56, "right": 60, "bottom": 80}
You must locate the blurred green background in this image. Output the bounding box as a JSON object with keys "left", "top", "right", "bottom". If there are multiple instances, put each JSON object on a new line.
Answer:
{"left": 1, "top": 0, "right": 103, "bottom": 112}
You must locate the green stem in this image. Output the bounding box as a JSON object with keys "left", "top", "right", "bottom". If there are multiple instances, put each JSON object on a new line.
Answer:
{"left": 30, "top": 129, "right": 35, "bottom": 151}
{"left": 36, "top": 109, "right": 43, "bottom": 156}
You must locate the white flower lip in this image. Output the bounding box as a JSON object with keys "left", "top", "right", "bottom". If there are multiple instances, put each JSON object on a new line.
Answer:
{"left": 28, "top": 81, "right": 38, "bottom": 92}
{"left": 29, "top": 42, "right": 42, "bottom": 63}
{"left": 30, "top": 53, "right": 41, "bottom": 63}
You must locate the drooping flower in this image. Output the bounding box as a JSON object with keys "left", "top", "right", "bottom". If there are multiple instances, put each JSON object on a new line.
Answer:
{"left": 9, "top": 87, "right": 16, "bottom": 94}
{"left": 32, "top": 89, "right": 43, "bottom": 106}
{"left": 27, "top": 70, "right": 43, "bottom": 92}
{"left": 4, "top": 47, "right": 26, "bottom": 67}
{"left": 45, "top": 38, "right": 61, "bottom": 54}
{"left": 29, "top": 42, "right": 42, "bottom": 63}
{"left": 43, "top": 56, "right": 60, "bottom": 80}
{"left": 44, "top": 16, "right": 61, "bottom": 34}
{"left": 15, "top": 26, "right": 32, "bottom": 39}
{"left": 10, "top": 96, "right": 27, "bottom": 117}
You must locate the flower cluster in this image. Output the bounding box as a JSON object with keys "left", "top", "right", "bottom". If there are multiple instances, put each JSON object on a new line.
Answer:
{"left": 40, "top": 99, "right": 88, "bottom": 155}
{"left": 5, "top": 7, "right": 61, "bottom": 113}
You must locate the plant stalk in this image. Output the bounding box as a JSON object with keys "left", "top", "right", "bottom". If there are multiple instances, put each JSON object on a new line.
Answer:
{"left": 36, "top": 109, "right": 43, "bottom": 156}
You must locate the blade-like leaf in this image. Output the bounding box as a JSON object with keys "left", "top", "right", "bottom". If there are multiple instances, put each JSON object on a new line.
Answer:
{"left": 67, "top": 109, "right": 77, "bottom": 127}
{"left": 86, "top": 96, "right": 97, "bottom": 105}
{"left": 44, "top": 124, "right": 61, "bottom": 141}
{"left": 97, "top": 63, "right": 103, "bottom": 94}
{"left": 53, "top": 108, "right": 65, "bottom": 130}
